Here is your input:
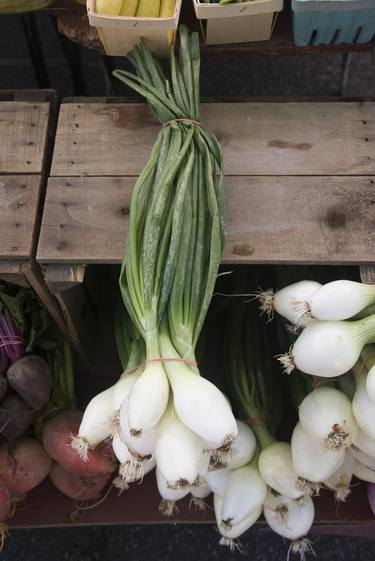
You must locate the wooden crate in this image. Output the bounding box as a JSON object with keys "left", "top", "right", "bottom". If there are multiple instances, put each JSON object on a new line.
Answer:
{"left": 33, "top": 97, "right": 375, "bottom": 531}
{"left": 0, "top": 90, "right": 69, "bottom": 339}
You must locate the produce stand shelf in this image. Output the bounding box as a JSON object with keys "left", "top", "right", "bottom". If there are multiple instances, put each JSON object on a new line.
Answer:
{"left": 0, "top": 90, "right": 69, "bottom": 339}
{"left": 38, "top": 98, "right": 375, "bottom": 266}
{"left": 50, "top": 1, "right": 373, "bottom": 55}
{"left": 33, "top": 97, "right": 375, "bottom": 533}
{"left": 8, "top": 470, "right": 375, "bottom": 537}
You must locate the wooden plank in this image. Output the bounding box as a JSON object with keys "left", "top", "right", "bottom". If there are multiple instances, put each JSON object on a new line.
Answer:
{"left": 37, "top": 175, "right": 375, "bottom": 265}
{"left": 360, "top": 266, "right": 375, "bottom": 284}
{"left": 43, "top": 264, "right": 86, "bottom": 293}
{"left": 51, "top": 102, "right": 375, "bottom": 177}
{"left": 0, "top": 175, "right": 43, "bottom": 260}
{"left": 0, "top": 101, "right": 50, "bottom": 174}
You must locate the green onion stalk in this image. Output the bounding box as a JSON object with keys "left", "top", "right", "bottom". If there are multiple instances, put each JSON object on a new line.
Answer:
{"left": 112, "top": 26, "right": 237, "bottom": 452}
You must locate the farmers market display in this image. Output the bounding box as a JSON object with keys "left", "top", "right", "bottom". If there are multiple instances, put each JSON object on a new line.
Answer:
{"left": 1, "top": 21, "right": 374, "bottom": 559}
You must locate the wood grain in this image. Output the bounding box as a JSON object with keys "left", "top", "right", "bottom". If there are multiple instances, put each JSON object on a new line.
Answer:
{"left": 0, "top": 175, "right": 42, "bottom": 259}
{"left": 37, "top": 175, "right": 375, "bottom": 265}
{"left": 51, "top": 101, "right": 375, "bottom": 177}
{"left": 0, "top": 102, "right": 50, "bottom": 174}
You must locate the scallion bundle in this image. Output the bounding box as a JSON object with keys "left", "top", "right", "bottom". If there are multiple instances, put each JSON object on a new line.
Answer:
{"left": 73, "top": 27, "right": 237, "bottom": 499}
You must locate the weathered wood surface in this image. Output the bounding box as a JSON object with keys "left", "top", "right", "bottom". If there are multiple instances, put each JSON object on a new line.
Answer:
{"left": 0, "top": 175, "right": 43, "bottom": 259}
{"left": 51, "top": 102, "right": 375, "bottom": 177}
{"left": 38, "top": 175, "right": 375, "bottom": 265}
{"left": 0, "top": 101, "right": 50, "bottom": 174}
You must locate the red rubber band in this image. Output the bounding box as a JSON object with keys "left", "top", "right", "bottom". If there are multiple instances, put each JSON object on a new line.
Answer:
{"left": 163, "top": 118, "right": 203, "bottom": 128}
{"left": 243, "top": 418, "right": 266, "bottom": 427}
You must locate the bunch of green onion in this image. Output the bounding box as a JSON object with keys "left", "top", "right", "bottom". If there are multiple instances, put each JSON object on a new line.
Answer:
{"left": 256, "top": 274, "right": 375, "bottom": 503}
{"left": 72, "top": 26, "right": 238, "bottom": 502}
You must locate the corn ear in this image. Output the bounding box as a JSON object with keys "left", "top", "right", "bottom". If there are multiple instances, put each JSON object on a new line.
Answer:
{"left": 0, "top": 0, "right": 52, "bottom": 12}
{"left": 159, "top": 0, "right": 175, "bottom": 17}
{"left": 120, "top": 0, "right": 139, "bottom": 15}
{"left": 136, "top": 0, "right": 160, "bottom": 16}
{"left": 96, "top": 0, "right": 123, "bottom": 15}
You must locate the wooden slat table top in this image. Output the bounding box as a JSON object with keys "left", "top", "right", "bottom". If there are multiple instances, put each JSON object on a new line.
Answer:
{"left": 51, "top": 101, "right": 375, "bottom": 177}
{"left": 37, "top": 175, "right": 375, "bottom": 265}
{"left": 0, "top": 175, "right": 43, "bottom": 260}
{"left": 0, "top": 101, "right": 50, "bottom": 175}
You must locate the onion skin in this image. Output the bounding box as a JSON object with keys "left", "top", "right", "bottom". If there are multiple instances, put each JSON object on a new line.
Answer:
{"left": 49, "top": 464, "right": 110, "bottom": 501}
{"left": 43, "top": 410, "right": 116, "bottom": 476}
{"left": 0, "top": 438, "right": 52, "bottom": 498}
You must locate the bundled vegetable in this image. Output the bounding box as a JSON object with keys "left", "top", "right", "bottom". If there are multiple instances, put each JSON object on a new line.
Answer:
{"left": 257, "top": 271, "right": 375, "bottom": 503}
{"left": 72, "top": 28, "right": 237, "bottom": 516}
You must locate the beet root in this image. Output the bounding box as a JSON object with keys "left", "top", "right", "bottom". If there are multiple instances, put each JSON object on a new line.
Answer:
{"left": 7, "top": 355, "right": 51, "bottom": 410}
{"left": 0, "top": 393, "right": 35, "bottom": 440}
{"left": 0, "top": 438, "right": 52, "bottom": 499}
{"left": 49, "top": 463, "right": 110, "bottom": 501}
{"left": 42, "top": 410, "right": 116, "bottom": 477}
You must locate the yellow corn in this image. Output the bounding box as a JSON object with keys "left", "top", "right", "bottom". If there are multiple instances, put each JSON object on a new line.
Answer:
{"left": 136, "top": 0, "right": 160, "bottom": 17}
{"left": 96, "top": 0, "right": 123, "bottom": 15}
{"left": 0, "top": 0, "right": 52, "bottom": 12}
{"left": 159, "top": 0, "right": 176, "bottom": 46}
{"left": 120, "top": 0, "right": 139, "bottom": 15}
{"left": 159, "top": 0, "right": 175, "bottom": 17}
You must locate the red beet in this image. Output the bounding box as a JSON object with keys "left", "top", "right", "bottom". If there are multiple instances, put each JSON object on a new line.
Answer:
{"left": 42, "top": 410, "right": 116, "bottom": 477}
{"left": 49, "top": 463, "right": 110, "bottom": 501}
{"left": 0, "top": 438, "right": 52, "bottom": 498}
{"left": 7, "top": 355, "right": 51, "bottom": 410}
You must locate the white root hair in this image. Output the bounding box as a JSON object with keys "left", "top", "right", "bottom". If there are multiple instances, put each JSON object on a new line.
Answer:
{"left": 277, "top": 349, "right": 296, "bottom": 375}
{"left": 252, "top": 289, "right": 275, "bottom": 321}
{"left": 159, "top": 500, "right": 179, "bottom": 518}
{"left": 113, "top": 476, "right": 129, "bottom": 494}
{"left": 287, "top": 538, "right": 315, "bottom": 561}
{"left": 70, "top": 435, "right": 90, "bottom": 462}
{"left": 219, "top": 537, "right": 244, "bottom": 553}
{"left": 291, "top": 299, "right": 313, "bottom": 328}
{"left": 188, "top": 497, "right": 207, "bottom": 511}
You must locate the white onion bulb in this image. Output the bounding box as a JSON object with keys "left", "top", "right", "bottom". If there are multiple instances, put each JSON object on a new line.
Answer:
{"left": 353, "top": 461, "right": 375, "bottom": 483}
{"left": 205, "top": 468, "right": 232, "bottom": 497}
{"left": 127, "top": 361, "right": 169, "bottom": 436}
{"left": 263, "top": 492, "right": 315, "bottom": 541}
{"left": 291, "top": 423, "right": 345, "bottom": 482}
{"left": 298, "top": 387, "right": 357, "bottom": 450}
{"left": 155, "top": 407, "right": 204, "bottom": 489}
{"left": 296, "top": 280, "right": 375, "bottom": 322}
{"left": 354, "top": 428, "right": 375, "bottom": 459}
{"left": 220, "top": 464, "right": 267, "bottom": 528}
{"left": 352, "top": 378, "right": 375, "bottom": 440}
{"left": 324, "top": 451, "right": 356, "bottom": 502}
{"left": 256, "top": 281, "right": 321, "bottom": 325}
{"left": 120, "top": 398, "right": 158, "bottom": 457}
{"left": 214, "top": 494, "right": 262, "bottom": 546}
{"left": 279, "top": 318, "right": 375, "bottom": 377}
{"left": 366, "top": 364, "right": 375, "bottom": 403}
{"left": 259, "top": 441, "right": 311, "bottom": 499}
{"left": 71, "top": 386, "right": 116, "bottom": 460}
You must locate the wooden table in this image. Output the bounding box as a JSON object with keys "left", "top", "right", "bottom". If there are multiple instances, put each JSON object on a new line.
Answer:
{"left": 0, "top": 90, "right": 69, "bottom": 337}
